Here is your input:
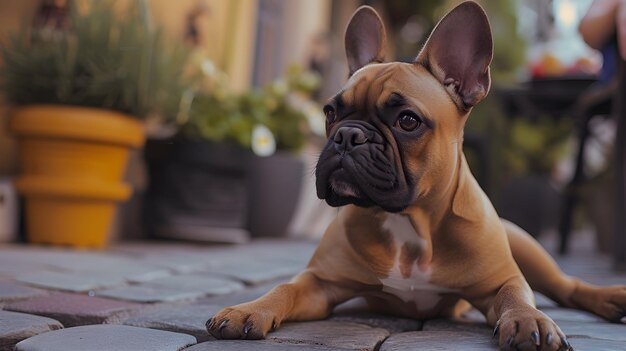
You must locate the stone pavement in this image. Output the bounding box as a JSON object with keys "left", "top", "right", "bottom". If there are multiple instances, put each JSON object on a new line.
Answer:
{"left": 0, "top": 232, "right": 625, "bottom": 351}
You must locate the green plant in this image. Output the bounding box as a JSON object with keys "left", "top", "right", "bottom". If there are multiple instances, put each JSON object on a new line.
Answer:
{"left": 502, "top": 118, "right": 573, "bottom": 176}
{"left": 0, "top": 0, "right": 190, "bottom": 119}
{"left": 182, "top": 65, "right": 321, "bottom": 153}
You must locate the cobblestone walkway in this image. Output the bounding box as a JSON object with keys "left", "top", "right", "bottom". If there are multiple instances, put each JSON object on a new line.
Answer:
{"left": 1, "top": 232, "right": 625, "bottom": 351}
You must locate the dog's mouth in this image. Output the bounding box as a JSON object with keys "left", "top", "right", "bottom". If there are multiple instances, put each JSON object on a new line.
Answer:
{"left": 316, "top": 150, "right": 410, "bottom": 213}
{"left": 323, "top": 166, "right": 375, "bottom": 208}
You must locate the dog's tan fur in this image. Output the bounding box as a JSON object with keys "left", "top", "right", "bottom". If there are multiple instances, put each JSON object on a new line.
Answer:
{"left": 208, "top": 2, "right": 626, "bottom": 350}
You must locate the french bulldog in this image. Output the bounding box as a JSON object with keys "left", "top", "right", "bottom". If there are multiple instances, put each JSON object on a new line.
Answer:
{"left": 208, "top": 2, "right": 626, "bottom": 350}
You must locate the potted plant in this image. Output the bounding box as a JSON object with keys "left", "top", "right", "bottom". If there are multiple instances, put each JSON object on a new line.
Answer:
{"left": 143, "top": 64, "right": 323, "bottom": 242}
{"left": 1, "top": 0, "right": 189, "bottom": 247}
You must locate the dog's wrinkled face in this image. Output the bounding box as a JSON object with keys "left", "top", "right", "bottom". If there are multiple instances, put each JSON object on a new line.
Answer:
{"left": 315, "top": 2, "right": 493, "bottom": 212}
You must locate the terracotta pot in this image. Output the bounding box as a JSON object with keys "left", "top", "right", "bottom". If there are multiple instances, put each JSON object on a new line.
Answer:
{"left": 10, "top": 105, "right": 144, "bottom": 248}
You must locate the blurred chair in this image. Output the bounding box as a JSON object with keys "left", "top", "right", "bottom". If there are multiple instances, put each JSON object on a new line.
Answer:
{"left": 558, "top": 77, "right": 617, "bottom": 254}
{"left": 494, "top": 77, "right": 598, "bottom": 246}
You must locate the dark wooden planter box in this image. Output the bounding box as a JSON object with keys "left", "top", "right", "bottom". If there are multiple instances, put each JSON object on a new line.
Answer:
{"left": 143, "top": 139, "right": 252, "bottom": 243}
{"left": 143, "top": 138, "right": 304, "bottom": 243}
{"left": 496, "top": 175, "right": 561, "bottom": 237}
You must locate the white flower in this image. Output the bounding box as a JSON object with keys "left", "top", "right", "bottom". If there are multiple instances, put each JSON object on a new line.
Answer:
{"left": 303, "top": 101, "right": 326, "bottom": 136}
{"left": 201, "top": 59, "right": 216, "bottom": 77}
{"left": 286, "top": 93, "right": 325, "bottom": 137}
{"left": 271, "top": 79, "right": 288, "bottom": 96}
{"left": 251, "top": 124, "right": 276, "bottom": 157}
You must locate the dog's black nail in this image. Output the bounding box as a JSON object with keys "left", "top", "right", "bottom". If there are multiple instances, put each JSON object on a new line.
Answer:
{"left": 531, "top": 331, "right": 539, "bottom": 345}
{"left": 243, "top": 322, "right": 251, "bottom": 337}
{"left": 560, "top": 335, "right": 571, "bottom": 350}
{"left": 546, "top": 332, "right": 553, "bottom": 345}
{"left": 506, "top": 335, "right": 514, "bottom": 347}
{"left": 492, "top": 320, "right": 500, "bottom": 338}
{"left": 271, "top": 320, "right": 277, "bottom": 331}
{"left": 218, "top": 320, "right": 228, "bottom": 330}
{"left": 205, "top": 318, "right": 213, "bottom": 330}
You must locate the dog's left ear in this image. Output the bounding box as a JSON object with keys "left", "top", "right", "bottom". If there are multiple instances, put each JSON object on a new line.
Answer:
{"left": 416, "top": 1, "right": 493, "bottom": 110}
{"left": 345, "top": 6, "right": 387, "bottom": 76}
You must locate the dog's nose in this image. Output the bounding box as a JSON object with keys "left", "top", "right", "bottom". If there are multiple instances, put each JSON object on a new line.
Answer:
{"left": 334, "top": 127, "right": 368, "bottom": 152}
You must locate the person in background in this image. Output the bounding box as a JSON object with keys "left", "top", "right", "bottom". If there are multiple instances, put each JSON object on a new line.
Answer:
{"left": 579, "top": 0, "right": 625, "bottom": 82}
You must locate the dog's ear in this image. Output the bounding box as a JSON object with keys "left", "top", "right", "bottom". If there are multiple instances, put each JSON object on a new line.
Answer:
{"left": 345, "top": 6, "right": 387, "bottom": 76}
{"left": 416, "top": 1, "right": 493, "bottom": 110}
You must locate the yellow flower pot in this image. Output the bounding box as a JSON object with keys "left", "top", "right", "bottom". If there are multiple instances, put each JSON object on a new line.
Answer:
{"left": 10, "top": 105, "right": 145, "bottom": 248}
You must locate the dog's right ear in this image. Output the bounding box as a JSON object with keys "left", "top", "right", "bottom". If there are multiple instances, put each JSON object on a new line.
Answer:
{"left": 345, "top": 6, "right": 387, "bottom": 76}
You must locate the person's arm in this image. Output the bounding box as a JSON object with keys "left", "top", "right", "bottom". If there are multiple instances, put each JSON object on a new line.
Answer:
{"left": 579, "top": 0, "right": 626, "bottom": 60}
{"left": 579, "top": 0, "right": 619, "bottom": 50}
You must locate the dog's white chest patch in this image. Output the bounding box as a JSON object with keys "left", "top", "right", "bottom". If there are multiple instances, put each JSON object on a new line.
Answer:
{"left": 379, "top": 214, "right": 457, "bottom": 311}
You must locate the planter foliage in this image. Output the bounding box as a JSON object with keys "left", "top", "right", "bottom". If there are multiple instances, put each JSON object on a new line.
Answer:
{"left": 1, "top": 0, "right": 191, "bottom": 247}
{"left": 181, "top": 65, "right": 321, "bottom": 153}
{"left": 1, "top": 0, "right": 190, "bottom": 119}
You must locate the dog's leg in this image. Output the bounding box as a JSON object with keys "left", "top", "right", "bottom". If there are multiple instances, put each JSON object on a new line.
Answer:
{"left": 474, "top": 275, "right": 571, "bottom": 351}
{"left": 207, "top": 270, "right": 354, "bottom": 339}
{"left": 504, "top": 219, "right": 626, "bottom": 323}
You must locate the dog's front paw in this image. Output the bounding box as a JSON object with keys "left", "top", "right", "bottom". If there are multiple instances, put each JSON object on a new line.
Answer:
{"left": 206, "top": 304, "right": 279, "bottom": 340}
{"left": 494, "top": 308, "right": 571, "bottom": 351}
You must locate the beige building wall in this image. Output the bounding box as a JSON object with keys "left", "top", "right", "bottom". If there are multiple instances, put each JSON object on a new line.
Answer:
{"left": 150, "top": 0, "right": 258, "bottom": 93}
{"left": 282, "top": 0, "right": 331, "bottom": 68}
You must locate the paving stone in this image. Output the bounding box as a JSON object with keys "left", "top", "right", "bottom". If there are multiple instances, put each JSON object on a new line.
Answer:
{"left": 542, "top": 307, "right": 606, "bottom": 323}
{"left": 268, "top": 320, "right": 390, "bottom": 351}
{"left": 422, "top": 318, "right": 492, "bottom": 335}
{"left": 567, "top": 336, "right": 626, "bottom": 351}
{"left": 124, "top": 303, "right": 222, "bottom": 342}
{"left": 557, "top": 320, "right": 626, "bottom": 341}
{"left": 98, "top": 274, "right": 243, "bottom": 303}
{"left": 0, "top": 249, "right": 123, "bottom": 270}
{"left": 0, "top": 310, "right": 63, "bottom": 351}
{"left": 15, "top": 271, "right": 128, "bottom": 292}
{"left": 0, "top": 247, "right": 171, "bottom": 282}
{"left": 0, "top": 261, "right": 57, "bottom": 279}
{"left": 203, "top": 260, "right": 304, "bottom": 285}
{"left": 459, "top": 308, "right": 488, "bottom": 323}
{"left": 131, "top": 240, "right": 315, "bottom": 281}
{"left": 0, "top": 281, "right": 46, "bottom": 303}
{"left": 14, "top": 324, "right": 196, "bottom": 351}
{"left": 185, "top": 340, "right": 349, "bottom": 351}
{"left": 4, "top": 292, "right": 144, "bottom": 327}
{"left": 328, "top": 312, "right": 421, "bottom": 334}
{"left": 534, "top": 292, "right": 557, "bottom": 308}
{"left": 380, "top": 330, "right": 498, "bottom": 351}
{"left": 197, "top": 278, "right": 288, "bottom": 306}
{"left": 86, "top": 263, "right": 173, "bottom": 284}
{"left": 98, "top": 285, "right": 205, "bottom": 303}
{"left": 194, "top": 240, "right": 316, "bottom": 285}
{"left": 109, "top": 241, "right": 213, "bottom": 256}
{"left": 138, "top": 253, "right": 221, "bottom": 274}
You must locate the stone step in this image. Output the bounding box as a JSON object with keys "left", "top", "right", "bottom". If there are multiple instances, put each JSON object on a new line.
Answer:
{"left": 14, "top": 324, "right": 196, "bottom": 351}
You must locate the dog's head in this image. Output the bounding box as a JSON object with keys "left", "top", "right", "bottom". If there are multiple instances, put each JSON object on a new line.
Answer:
{"left": 315, "top": 1, "right": 493, "bottom": 212}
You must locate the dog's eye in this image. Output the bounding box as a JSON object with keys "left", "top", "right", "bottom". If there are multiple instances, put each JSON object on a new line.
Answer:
{"left": 324, "top": 105, "right": 336, "bottom": 126}
{"left": 396, "top": 112, "right": 421, "bottom": 131}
